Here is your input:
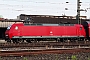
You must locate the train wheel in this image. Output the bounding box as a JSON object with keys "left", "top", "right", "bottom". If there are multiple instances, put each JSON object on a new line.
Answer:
{"left": 18, "top": 39, "right": 24, "bottom": 43}
{"left": 12, "top": 40, "right": 17, "bottom": 43}
{"left": 12, "top": 39, "right": 18, "bottom": 43}
{"left": 57, "top": 38, "right": 60, "bottom": 42}
{"left": 60, "top": 39, "right": 63, "bottom": 42}
{"left": 12, "top": 40, "right": 16, "bottom": 43}
{"left": 7, "top": 39, "right": 11, "bottom": 43}
{"left": 36, "top": 39, "right": 40, "bottom": 42}
{"left": 26, "top": 39, "right": 31, "bottom": 43}
{"left": 34, "top": 39, "right": 38, "bottom": 42}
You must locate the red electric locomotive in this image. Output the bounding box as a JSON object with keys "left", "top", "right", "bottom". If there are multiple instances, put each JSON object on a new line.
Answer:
{"left": 5, "top": 22, "right": 87, "bottom": 43}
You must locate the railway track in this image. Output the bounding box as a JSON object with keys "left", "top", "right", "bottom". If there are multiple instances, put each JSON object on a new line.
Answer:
{"left": 0, "top": 48, "right": 90, "bottom": 56}
{"left": 0, "top": 41, "right": 90, "bottom": 47}
{"left": 0, "top": 41, "right": 90, "bottom": 56}
{"left": 0, "top": 41, "right": 90, "bottom": 50}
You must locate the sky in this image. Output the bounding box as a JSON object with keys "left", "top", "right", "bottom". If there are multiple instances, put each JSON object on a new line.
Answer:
{"left": 0, "top": 0, "right": 90, "bottom": 19}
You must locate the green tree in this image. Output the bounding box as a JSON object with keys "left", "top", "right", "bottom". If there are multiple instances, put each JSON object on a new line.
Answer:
{"left": 88, "top": 57, "right": 90, "bottom": 60}
{"left": 55, "top": 55, "right": 58, "bottom": 60}
{"left": 66, "top": 56, "right": 69, "bottom": 60}
{"left": 23, "top": 57, "right": 28, "bottom": 60}
{"left": 71, "top": 55, "right": 77, "bottom": 60}
{"left": 0, "top": 15, "right": 3, "bottom": 18}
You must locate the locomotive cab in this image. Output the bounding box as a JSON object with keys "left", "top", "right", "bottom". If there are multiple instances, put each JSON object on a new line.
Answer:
{"left": 5, "top": 23, "right": 24, "bottom": 43}
{"left": 5, "top": 24, "right": 12, "bottom": 42}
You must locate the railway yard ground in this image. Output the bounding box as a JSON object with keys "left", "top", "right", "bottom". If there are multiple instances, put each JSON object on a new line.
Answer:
{"left": 0, "top": 40, "right": 90, "bottom": 60}
{"left": 0, "top": 40, "right": 6, "bottom": 43}
{"left": 0, "top": 53, "right": 90, "bottom": 60}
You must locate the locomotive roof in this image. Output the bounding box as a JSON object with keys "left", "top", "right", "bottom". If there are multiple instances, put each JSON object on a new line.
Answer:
{"left": 24, "top": 23, "right": 75, "bottom": 26}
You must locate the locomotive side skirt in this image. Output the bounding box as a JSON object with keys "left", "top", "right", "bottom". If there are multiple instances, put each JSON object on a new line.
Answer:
{"left": 12, "top": 36, "right": 84, "bottom": 38}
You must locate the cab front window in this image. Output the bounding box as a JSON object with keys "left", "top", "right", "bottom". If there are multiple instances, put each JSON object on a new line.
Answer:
{"left": 7, "top": 25, "right": 12, "bottom": 30}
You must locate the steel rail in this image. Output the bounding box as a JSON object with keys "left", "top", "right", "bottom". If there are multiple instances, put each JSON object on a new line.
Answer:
{"left": 0, "top": 48, "right": 90, "bottom": 56}
{"left": 0, "top": 41, "right": 90, "bottom": 48}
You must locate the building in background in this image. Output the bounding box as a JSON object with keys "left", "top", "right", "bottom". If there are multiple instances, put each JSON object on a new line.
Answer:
{"left": 17, "top": 14, "right": 88, "bottom": 24}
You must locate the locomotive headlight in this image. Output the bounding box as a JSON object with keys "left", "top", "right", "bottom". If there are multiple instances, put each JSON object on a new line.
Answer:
{"left": 15, "top": 26, "right": 18, "bottom": 30}
{"left": 5, "top": 35, "right": 8, "bottom": 36}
